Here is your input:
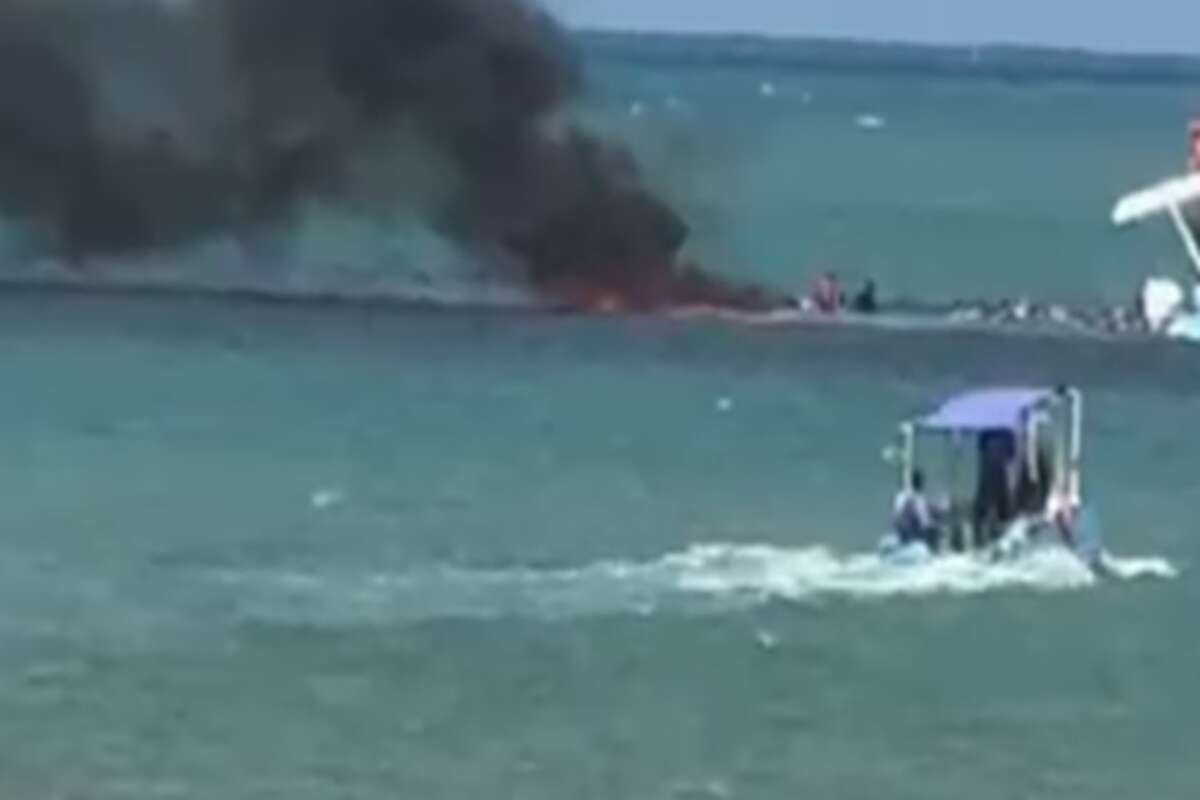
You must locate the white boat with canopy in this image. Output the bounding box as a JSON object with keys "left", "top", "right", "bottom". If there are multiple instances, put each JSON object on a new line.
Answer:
{"left": 881, "top": 385, "right": 1104, "bottom": 569}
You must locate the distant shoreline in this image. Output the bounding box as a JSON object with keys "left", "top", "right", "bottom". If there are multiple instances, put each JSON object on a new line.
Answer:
{"left": 574, "top": 29, "right": 1200, "bottom": 86}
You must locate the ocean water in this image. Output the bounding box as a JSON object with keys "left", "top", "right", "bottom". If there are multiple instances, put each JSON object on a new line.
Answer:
{"left": 583, "top": 62, "right": 1200, "bottom": 304}
{"left": 0, "top": 291, "right": 1191, "bottom": 798}
{"left": 3, "top": 42, "right": 1200, "bottom": 798}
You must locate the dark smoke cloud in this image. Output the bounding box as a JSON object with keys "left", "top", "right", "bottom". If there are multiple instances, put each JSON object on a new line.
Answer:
{"left": 0, "top": 0, "right": 780, "bottom": 309}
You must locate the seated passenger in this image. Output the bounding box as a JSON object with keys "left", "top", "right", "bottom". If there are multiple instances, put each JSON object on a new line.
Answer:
{"left": 851, "top": 279, "right": 879, "bottom": 314}
{"left": 893, "top": 469, "right": 938, "bottom": 550}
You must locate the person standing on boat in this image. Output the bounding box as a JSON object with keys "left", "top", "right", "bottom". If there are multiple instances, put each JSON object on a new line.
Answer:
{"left": 973, "top": 429, "right": 1016, "bottom": 547}
{"left": 1047, "top": 491, "right": 1107, "bottom": 573}
{"left": 1015, "top": 442, "right": 1053, "bottom": 515}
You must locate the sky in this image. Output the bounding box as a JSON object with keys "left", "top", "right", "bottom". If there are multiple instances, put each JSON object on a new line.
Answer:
{"left": 542, "top": 0, "right": 1200, "bottom": 55}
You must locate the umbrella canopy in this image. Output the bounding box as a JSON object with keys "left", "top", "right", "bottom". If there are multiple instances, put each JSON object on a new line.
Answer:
{"left": 917, "top": 388, "right": 1058, "bottom": 434}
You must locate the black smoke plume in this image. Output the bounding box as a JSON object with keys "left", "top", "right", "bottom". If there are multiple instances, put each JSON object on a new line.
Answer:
{"left": 0, "top": 0, "right": 781, "bottom": 310}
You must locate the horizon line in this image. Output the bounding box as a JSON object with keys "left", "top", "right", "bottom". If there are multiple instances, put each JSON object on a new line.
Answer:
{"left": 569, "top": 25, "right": 1200, "bottom": 63}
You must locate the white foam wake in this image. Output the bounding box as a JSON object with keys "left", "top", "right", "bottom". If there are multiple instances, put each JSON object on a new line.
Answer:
{"left": 1099, "top": 554, "right": 1178, "bottom": 581}
{"left": 675, "top": 544, "right": 1177, "bottom": 598}
{"left": 209, "top": 543, "right": 1177, "bottom": 626}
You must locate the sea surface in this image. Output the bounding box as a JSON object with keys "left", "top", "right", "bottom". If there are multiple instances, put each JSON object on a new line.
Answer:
{"left": 583, "top": 52, "right": 1200, "bottom": 305}
{"left": 3, "top": 37, "right": 1200, "bottom": 799}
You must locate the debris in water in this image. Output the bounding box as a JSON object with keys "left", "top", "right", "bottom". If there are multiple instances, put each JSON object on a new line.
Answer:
{"left": 856, "top": 113, "right": 887, "bottom": 131}
{"left": 670, "top": 780, "right": 732, "bottom": 800}
{"left": 310, "top": 488, "right": 346, "bottom": 511}
{"left": 755, "top": 629, "right": 780, "bottom": 650}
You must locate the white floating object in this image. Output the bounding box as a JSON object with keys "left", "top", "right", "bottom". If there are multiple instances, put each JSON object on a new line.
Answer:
{"left": 855, "top": 113, "right": 887, "bottom": 131}
{"left": 310, "top": 488, "right": 346, "bottom": 511}
{"left": 716, "top": 397, "right": 734, "bottom": 413}
{"left": 755, "top": 629, "right": 780, "bottom": 650}
{"left": 760, "top": 81, "right": 777, "bottom": 98}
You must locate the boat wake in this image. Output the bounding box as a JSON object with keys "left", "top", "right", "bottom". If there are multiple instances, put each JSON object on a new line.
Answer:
{"left": 209, "top": 543, "right": 1178, "bottom": 626}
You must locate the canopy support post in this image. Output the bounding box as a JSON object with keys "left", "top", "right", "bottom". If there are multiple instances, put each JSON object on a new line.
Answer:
{"left": 1024, "top": 412, "right": 1038, "bottom": 485}
{"left": 1067, "top": 390, "right": 1083, "bottom": 505}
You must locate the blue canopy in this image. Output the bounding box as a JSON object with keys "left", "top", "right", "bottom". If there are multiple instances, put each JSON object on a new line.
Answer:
{"left": 917, "top": 387, "right": 1058, "bottom": 433}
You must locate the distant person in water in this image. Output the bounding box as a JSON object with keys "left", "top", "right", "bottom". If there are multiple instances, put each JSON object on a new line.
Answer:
{"left": 893, "top": 469, "right": 938, "bottom": 550}
{"left": 810, "top": 272, "right": 843, "bottom": 314}
{"left": 851, "top": 279, "right": 878, "bottom": 314}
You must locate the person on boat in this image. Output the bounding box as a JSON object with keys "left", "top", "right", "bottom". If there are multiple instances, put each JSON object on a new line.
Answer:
{"left": 893, "top": 469, "right": 938, "bottom": 550}
{"left": 1189, "top": 118, "right": 1200, "bottom": 172}
{"left": 1015, "top": 444, "right": 1053, "bottom": 515}
{"left": 810, "top": 272, "right": 843, "bottom": 314}
{"left": 1046, "top": 491, "right": 1107, "bottom": 573}
{"left": 972, "top": 429, "right": 1016, "bottom": 547}
{"left": 851, "top": 279, "right": 878, "bottom": 314}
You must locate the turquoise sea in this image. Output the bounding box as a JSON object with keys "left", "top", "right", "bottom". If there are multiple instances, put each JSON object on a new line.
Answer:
{"left": 3, "top": 34, "right": 1200, "bottom": 798}
{"left": 583, "top": 48, "right": 1200, "bottom": 305}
